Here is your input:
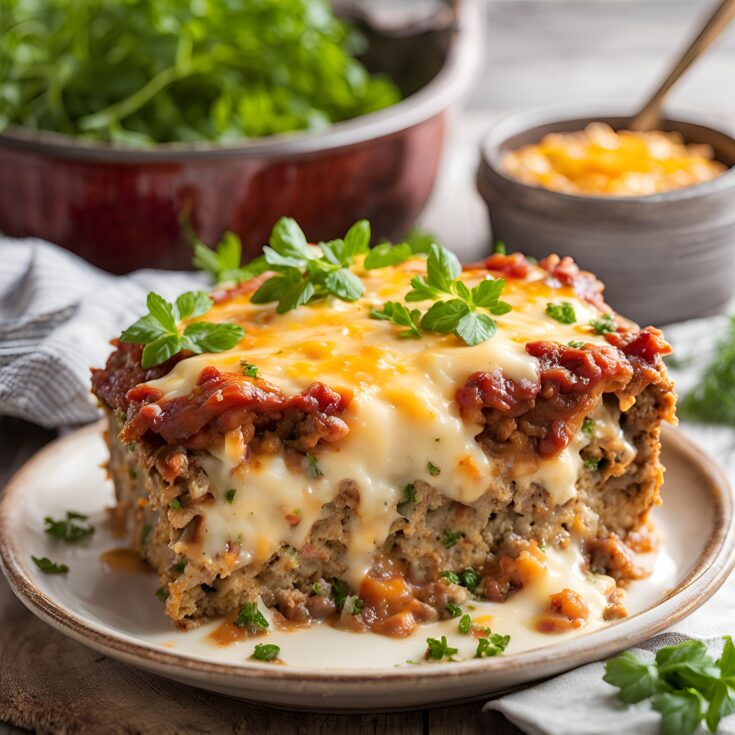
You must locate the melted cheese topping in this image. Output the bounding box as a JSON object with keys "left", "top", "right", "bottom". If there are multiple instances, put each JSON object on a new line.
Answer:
{"left": 147, "top": 257, "right": 614, "bottom": 583}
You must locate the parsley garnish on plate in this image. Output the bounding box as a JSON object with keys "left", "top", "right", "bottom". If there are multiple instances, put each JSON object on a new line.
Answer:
{"left": 32, "top": 555, "right": 69, "bottom": 574}
{"left": 604, "top": 637, "right": 735, "bottom": 734}
{"left": 120, "top": 291, "right": 244, "bottom": 368}
{"left": 427, "top": 461, "right": 441, "bottom": 477}
{"left": 582, "top": 417, "right": 596, "bottom": 437}
{"left": 234, "top": 602, "right": 269, "bottom": 631}
{"left": 224, "top": 488, "right": 237, "bottom": 504}
{"left": 458, "top": 614, "right": 472, "bottom": 634}
{"left": 426, "top": 636, "right": 459, "bottom": 662}
{"left": 44, "top": 511, "right": 94, "bottom": 543}
{"left": 568, "top": 339, "right": 585, "bottom": 349}
{"left": 169, "top": 498, "right": 182, "bottom": 510}
{"left": 154, "top": 587, "right": 169, "bottom": 602}
{"left": 252, "top": 643, "right": 280, "bottom": 662}
{"left": 546, "top": 301, "right": 577, "bottom": 324}
{"left": 476, "top": 633, "right": 510, "bottom": 658}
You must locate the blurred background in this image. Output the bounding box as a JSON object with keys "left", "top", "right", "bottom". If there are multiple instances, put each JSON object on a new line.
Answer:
{"left": 426, "top": 0, "right": 735, "bottom": 260}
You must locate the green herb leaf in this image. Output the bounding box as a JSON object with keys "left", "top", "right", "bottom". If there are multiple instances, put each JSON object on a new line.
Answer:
{"left": 426, "top": 244, "right": 462, "bottom": 293}
{"left": 581, "top": 417, "right": 596, "bottom": 437}
{"left": 121, "top": 290, "right": 243, "bottom": 368}
{"left": 324, "top": 268, "right": 363, "bottom": 302}
{"left": 306, "top": 453, "right": 323, "bottom": 479}
{"left": 182, "top": 322, "right": 245, "bottom": 354}
{"left": 252, "top": 643, "right": 280, "bottom": 662}
{"left": 444, "top": 529, "right": 464, "bottom": 549}
{"left": 401, "top": 484, "right": 417, "bottom": 505}
{"left": 427, "top": 461, "right": 441, "bottom": 477}
{"left": 155, "top": 586, "right": 169, "bottom": 602}
{"left": 342, "top": 220, "right": 371, "bottom": 262}
{"left": 176, "top": 291, "right": 214, "bottom": 320}
{"left": 652, "top": 690, "right": 703, "bottom": 735}
{"left": 364, "top": 242, "right": 413, "bottom": 270}
{"left": 44, "top": 511, "right": 95, "bottom": 543}
{"left": 240, "top": 360, "right": 259, "bottom": 378}
{"left": 174, "top": 559, "right": 187, "bottom": 574}
{"left": 446, "top": 603, "right": 462, "bottom": 618}
{"left": 331, "top": 579, "right": 350, "bottom": 611}
{"left": 32, "top": 555, "right": 69, "bottom": 574}
{"left": 458, "top": 614, "right": 472, "bottom": 634}
{"left": 546, "top": 301, "right": 577, "bottom": 325}
{"left": 169, "top": 498, "right": 182, "bottom": 510}
{"left": 235, "top": 602, "right": 269, "bottom": 630}
{"left": 420, "top": 300, "right": 469, "bottom": 334}
{"left": 426, "top": 636, "right": 458, "bottom": 662}
{"left": 583, "top": 456, "right": 600, "bottom": 471}
{"left": 568, "top": 340, "right": 585, "bottom": 349}
{"left": 0, "top": 3, "right": 400, "bottom": 145}
{"left": 476, "top": 633, "right": 510, "bottom": 658}
{"left": 405, "top": 227, "right": 437, "bottom": 254}
{"left": 681, "top": 317, "right": 735, "bottom": 426}
{"left": 370, "top": 302, "right": 422, "bottom": 339}
{"left": 140, "top": 524, "right": 152, "bottom": 546}
{"left": 604, "top": 651, "right": 662, "bottom": 703}
{"left": 493, "top": 241, "right": 507, "bottom": 255}
{"left": 455, "top": 312, "right": 497, "bottom": 346}
{"left": 590, "top": 313, "right": 617, "bottom": 335}
{"left": 225, "top": 489, "right": 237, "bottom": 504}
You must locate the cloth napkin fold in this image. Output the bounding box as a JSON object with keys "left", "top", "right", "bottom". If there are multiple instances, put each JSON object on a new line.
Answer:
{"left": 2, "top": 238, "right": 734, "bottom": 734}
{"left": 0, "top": 237, "right": 203, "bottom": 427}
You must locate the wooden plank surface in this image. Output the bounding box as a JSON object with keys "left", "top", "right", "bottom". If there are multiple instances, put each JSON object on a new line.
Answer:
{"left": 0, "top": 416, "right": 520, "bottom": 733}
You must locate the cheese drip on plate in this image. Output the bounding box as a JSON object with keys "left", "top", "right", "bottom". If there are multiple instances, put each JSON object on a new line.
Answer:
{"left": 147, "top": 257, "right": 614, "bottom": 585}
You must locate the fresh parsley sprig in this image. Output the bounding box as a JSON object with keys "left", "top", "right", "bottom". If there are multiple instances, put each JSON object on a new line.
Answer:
{"left": 403, "top": 244, "right": 512, "bottom": 346}
{"left": 192, "top": 231, "right": 267, "bottom": 284}
{"left": 120, "top": 291, "right": 244, "bottom": 368}
{"left": 370, "top": 302, "right": 422, "bottom": 339}
{"left": 604, "top": 637, "right": 735, "bottom": 735}
{"left": 245, "top": 217, "right": 369, "bottom": 313}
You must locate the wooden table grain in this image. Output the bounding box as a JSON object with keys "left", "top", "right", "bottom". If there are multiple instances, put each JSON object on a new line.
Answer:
{"left": 0, "top": 416, "right": 522, "bottom": 734}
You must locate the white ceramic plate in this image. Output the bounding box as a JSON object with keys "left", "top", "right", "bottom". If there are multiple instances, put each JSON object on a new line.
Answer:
{"left": 1, "top": 422, "right": 733, "bottom": 711}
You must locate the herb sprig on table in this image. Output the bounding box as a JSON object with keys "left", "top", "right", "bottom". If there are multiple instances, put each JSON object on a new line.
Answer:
{"left": 604, "top": 638, "right": 735, "bottom": 734}
{"left": 120, "top": 291, "right": 243, "bottom": 368}
{"left": 0, "top": 0, "right": 400, "bottom": 145}
{"left": 680, "top": 316, "right": 735, "bottom": 426}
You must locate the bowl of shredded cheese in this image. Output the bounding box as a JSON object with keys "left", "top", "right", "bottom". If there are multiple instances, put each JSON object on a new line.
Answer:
{"left": 477, "top": 109, "right": 735, "bottom": 325}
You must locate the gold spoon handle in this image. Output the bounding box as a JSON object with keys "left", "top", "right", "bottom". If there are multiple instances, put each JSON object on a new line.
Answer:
{"left": 630, "top": 0, "right": 735, "bottom": 131}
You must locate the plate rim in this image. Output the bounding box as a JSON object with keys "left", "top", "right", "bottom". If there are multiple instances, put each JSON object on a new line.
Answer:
{"left": 1, "top": 421, "right": 734, "bottom": 688}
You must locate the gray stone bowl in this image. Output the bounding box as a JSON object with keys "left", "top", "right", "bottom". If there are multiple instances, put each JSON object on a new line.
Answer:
{"left": 477, "top": 109, "right": 735, "bottom": 326}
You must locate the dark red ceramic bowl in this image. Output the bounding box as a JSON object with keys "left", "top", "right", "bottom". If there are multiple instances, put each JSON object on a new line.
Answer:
{"left": 0, "top": 0, "right": 479, "bottom": 274}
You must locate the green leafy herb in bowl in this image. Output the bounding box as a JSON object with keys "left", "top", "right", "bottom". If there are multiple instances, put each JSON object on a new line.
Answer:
{"left": 0, "top": 0, "right": 401, "bottom": 146}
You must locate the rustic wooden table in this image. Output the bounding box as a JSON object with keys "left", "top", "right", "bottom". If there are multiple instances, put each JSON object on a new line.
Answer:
{"left": 0, "top": 423, "right": 523, "bottom": 735}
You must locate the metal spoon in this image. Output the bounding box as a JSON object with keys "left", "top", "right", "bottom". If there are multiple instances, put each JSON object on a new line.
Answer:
{"left": 630, "top": 0, "right": 735, "bottom": 131}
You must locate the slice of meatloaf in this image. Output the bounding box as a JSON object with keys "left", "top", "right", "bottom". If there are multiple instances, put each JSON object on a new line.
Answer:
{"left": 91, "top": 250, "right": 675, "bottom": 635}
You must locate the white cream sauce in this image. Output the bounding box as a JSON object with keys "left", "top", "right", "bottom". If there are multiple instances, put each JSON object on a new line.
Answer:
{"left": 145, "top": 257, "right": 617, "bottom": 583}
